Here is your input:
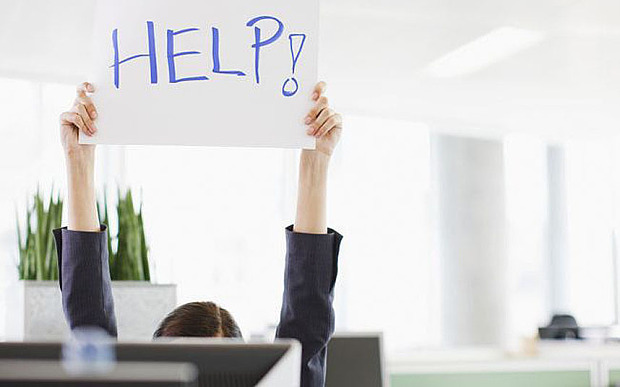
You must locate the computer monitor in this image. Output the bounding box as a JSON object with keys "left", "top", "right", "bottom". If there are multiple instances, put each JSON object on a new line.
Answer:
{"left": 0, "top": 339, "right": 301, "bottom": 387}
{"left": 325, "top": 333, "right": 386, "bottom": 387}
{"left": 0, "top": 359, "right": 198, "bottom": 386}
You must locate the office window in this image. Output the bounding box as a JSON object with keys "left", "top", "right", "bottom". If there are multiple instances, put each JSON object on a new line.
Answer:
{"left": 329, "top": 116, "right": 437, "bottom": 352}
{"left": 123, "top": 145, "right": 297, "bottom": 339}
{"left": 0, "top": 78, "right": 73, "bottom": 338}
{"left": 504, "top": 136, "right": 619, "bottom": 331}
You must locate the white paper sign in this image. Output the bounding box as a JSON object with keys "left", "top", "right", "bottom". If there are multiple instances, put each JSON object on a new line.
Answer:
{"left": 84, "top": 0, "right": 318, "bottom": 148}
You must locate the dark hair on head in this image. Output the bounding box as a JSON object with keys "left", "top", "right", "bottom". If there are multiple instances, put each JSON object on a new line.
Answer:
{"left": 153, "top": 301, "right": 242, "bottom": 339}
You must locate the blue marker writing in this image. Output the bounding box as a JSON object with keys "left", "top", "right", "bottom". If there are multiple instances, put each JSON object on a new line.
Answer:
{"left": 111, "top": 21, "right": 158, "bottom": 89}
{"left": 212, "top": 27, "right": 245, "bottom": 76}
{"left": 167, "top": 28, "right": 209, "bottom": 83}
{"left": 282, "top": 33, "right": 306, "bottom": 97}
{"left": 246, "top": 16, "right": 284, "bottom": 84}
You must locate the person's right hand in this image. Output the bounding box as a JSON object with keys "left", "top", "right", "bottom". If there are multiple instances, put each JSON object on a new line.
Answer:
{"left": 59, "top": 82, "right": 98, "bottom": 161}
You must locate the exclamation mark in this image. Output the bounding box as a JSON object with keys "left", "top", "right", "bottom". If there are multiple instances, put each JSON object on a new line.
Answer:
{"left": 282, "top": 33, "right": 306, "bottom": 97}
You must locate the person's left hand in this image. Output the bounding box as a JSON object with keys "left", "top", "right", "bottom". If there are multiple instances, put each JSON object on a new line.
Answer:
{"left": 304, "top": 82, "right": 343, "bottom": 157}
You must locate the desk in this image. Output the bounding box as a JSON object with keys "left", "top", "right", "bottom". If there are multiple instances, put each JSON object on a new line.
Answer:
{"left": 388, "top": 342, "right": 620, "bottom": 387}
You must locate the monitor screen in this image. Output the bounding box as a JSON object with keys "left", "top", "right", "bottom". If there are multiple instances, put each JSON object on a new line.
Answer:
{"left": 0, "top": 359, "right": 197, "bottom": 387}
{"left": 0, "top": 339, "right": 298, "bottom": 387}
{"left": 325, "top": 334, "right": 385, "bottom": 387}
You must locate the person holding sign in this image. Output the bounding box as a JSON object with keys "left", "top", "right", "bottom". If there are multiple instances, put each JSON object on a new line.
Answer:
{"left": 54, "top": 81, "right": 343, "bottom": 387}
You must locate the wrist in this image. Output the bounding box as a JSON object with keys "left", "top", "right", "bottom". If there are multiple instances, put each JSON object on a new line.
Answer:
{"left": 65, "top": 148, "right": 94, "bottom": 168}
{"left": 66, "top": 152, "right": 95, "bottom": 185}
{"left": 300, "top": 149, "right": 330, "bottom": 171}
{"left": 295, "top": 151, "right": 329, "bottom": 235}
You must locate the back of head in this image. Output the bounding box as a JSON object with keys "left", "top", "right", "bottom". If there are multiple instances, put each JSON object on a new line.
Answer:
{"left": 153, "top": 301, "right": 242, "bottom": 339}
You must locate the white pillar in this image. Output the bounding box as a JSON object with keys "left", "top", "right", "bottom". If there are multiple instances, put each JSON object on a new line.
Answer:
{"left": 432, "top": 134, "right": 508, "bottom": 346}
{"left": 546, "top": 146, "right": 570, "bottom": 315}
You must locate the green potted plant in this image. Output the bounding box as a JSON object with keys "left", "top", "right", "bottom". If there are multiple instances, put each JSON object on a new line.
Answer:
{"left": 98, "top": 188, "right": 151, "bottom": 282}
{"left": 8, "top": 188, "right": 176, "bottom": 341}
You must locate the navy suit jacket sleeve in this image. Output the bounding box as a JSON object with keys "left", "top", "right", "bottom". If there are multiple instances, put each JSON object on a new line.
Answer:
{"left": 53, "top": 226, "right": 117, "bottom": 337}
{"left": 276, "top": 225, "right": 343, "bottom": 387}
{"left": 54, "top": 224, "right": 342, "bottom": 387}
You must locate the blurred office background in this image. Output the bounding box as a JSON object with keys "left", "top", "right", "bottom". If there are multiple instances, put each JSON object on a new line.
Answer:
{"left": 1, "top": 0, "right": 620, "bottom": 368}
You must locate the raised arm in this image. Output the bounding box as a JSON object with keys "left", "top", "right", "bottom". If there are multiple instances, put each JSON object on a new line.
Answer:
{"left": 53, "top": 82, "right": 117, "bottom": 337}
{"left": 277, "top": 82, "right": 344, "bottom": 387}
{"left": 62, "top": 82, "right": 99, "bottom": 232}
{"left": 294, "top": 82, "right": 342, "bottom": 234}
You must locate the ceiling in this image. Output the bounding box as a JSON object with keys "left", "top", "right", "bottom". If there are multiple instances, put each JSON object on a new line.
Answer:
{"left": 1, "top": 0, "right": 619, "bottom": 140}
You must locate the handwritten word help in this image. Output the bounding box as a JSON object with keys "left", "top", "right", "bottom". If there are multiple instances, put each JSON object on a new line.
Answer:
{"left": 110, "top": 16, "right": 307, "bottom": 97}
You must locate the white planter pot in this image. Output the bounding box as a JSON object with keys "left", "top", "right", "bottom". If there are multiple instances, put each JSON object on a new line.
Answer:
{"left": 6, "top": 281, "right": 176, "bottom": 341}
